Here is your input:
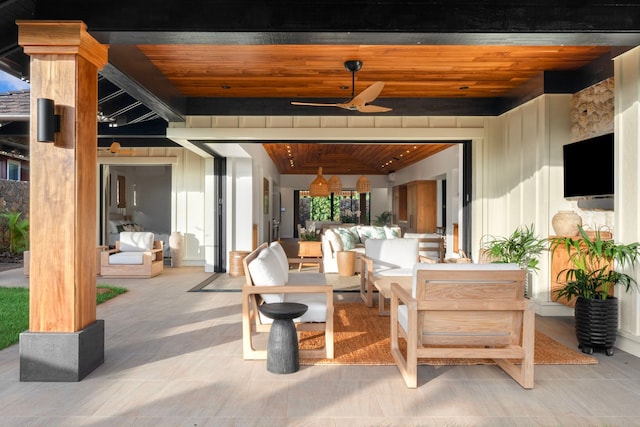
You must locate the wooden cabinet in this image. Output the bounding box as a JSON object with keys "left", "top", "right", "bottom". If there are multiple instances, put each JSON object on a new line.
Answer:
{"left": 392, "top": 185, "right": 407, "bottom": 224}
{"left": 549, "top": 234, "right": 613, "bottom": 308}
{"left": 406, "top": 180, "right": 437, "bottom": 233}
{"left": 550, "top": 239, "right": 576, "bottom": 308}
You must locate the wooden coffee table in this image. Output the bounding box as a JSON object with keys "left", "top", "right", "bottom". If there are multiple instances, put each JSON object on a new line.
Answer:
{"left": 372, "top": 275, "right": 412, "bottom": 316}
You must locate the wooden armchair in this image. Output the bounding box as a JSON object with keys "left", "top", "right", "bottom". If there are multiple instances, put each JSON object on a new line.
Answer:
{"left": 390, "top": 263, "right": 534, "bottom": 389}
{"left": 242, "top": 242, "right": 334, "bottom": 360}
{"left": 100, "top": 232, "right": 164, "bottom": 278}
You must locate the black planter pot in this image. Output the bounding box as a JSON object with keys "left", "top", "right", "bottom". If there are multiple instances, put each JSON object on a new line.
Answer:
{"left": 574, "top": 296, "right": 618, "bottom": 356}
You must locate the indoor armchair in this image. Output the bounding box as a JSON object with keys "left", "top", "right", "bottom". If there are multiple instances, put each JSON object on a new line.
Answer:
{"left": 100, "top": 231, "right": 164, "bottom": 278}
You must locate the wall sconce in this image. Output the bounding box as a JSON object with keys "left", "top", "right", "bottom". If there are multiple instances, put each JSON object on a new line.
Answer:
{"left": 37, "top": 98, "right": 60, "bottom": 143}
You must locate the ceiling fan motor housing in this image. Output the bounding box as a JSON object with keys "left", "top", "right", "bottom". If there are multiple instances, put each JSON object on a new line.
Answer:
{"left": 344, "top": 60, "right": 362, "bottom": 72}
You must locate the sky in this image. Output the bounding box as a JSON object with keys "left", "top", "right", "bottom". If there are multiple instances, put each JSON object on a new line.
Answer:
{"left": 0, "top": 70, "right": 30, "bottom": 93}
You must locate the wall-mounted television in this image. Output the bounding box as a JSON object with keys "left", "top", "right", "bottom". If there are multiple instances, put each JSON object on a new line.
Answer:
{"left": 563, "top": 133, "right": 614, "bottom": 199}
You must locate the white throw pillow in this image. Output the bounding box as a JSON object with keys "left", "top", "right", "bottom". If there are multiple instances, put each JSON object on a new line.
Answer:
{"left": 365, "top": 238, "right": 419, "bottom": 270}
{"left": 248, "top": 247, "right": 286, "bottom": 303}
{"left": 269, "top": 241, "right": 290, "bottom": 281}
{"left": 324, "top": 228, "right": 344, "bottom": 253}
{"left": 119, "top": 232, "right": 154, "bottom": 252}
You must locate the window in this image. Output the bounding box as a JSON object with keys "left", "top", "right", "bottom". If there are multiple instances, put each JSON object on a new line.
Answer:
{"left": 297, "top": 190, "right": 370, "bottom": 229}
{"left": 7, "top": 160, "right": 20, "bottom": 181}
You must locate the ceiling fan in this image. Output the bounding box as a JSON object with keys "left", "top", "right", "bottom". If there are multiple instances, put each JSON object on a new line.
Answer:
{"left": 291, "top": 60, "right": 392, "bottom": 113}
{"left": 99, "top": 141, "right": 135, "bottom": 155}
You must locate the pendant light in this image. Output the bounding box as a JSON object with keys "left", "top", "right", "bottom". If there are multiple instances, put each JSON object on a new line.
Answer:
{"left": 327, "top": 175, "right": 342, "bottom": 193}
{"left": 309, "top": 166, "right": 329, "bottom": 197}
{"left": 356, "top": 174, "right": 371, "bottom": 193}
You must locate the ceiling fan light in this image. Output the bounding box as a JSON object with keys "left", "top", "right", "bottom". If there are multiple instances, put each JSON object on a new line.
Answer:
{"left": 356, "top": 175, "right": 371, "bottom": 193}
{"left": 309, "top": 167, "right": 329, "bottom": 197}
{"left": 327, "top": 175, "right": 342, "bottom": 193}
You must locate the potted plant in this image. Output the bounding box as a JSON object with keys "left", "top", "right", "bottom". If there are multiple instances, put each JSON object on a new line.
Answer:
{"left": 551, "top": 226, "right": 640, "bottom": 355}
{"left": 481, "top": 224, "right": 547, "bottom": 272}
{"left": 372, "top": 211, "right": 392, "bottom": 226}
{"left": 481, "top": 224, "right": 547, "bottom": 299}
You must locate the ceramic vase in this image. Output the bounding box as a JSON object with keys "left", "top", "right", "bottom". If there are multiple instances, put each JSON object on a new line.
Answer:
{"left": 552, "top": 210, "right": 582, "bottom": 236}
{"left": 169, "top": 232, "right": 184, "bottom": 267}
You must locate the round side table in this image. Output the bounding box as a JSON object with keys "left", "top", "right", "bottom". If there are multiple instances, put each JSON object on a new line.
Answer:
{"left": 258, "top": 302, "right": 308, "bottom": 374}
{"left": 337, "top": 250, "right": 356, "bottom": 276}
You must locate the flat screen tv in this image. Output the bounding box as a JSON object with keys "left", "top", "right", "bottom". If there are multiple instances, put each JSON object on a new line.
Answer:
{"left": 563, "top": 133, "right": 614, "bottom": 199}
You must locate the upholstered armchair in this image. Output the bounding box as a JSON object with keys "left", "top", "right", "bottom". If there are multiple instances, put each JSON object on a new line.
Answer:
{"left": 100, "top": 232, "right": 164, "bottom": 278}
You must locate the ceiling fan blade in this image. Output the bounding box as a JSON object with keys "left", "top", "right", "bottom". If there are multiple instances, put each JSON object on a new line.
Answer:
{"left": 350, "top": 81, "right": 385, "bottom": 106}
{"left": 291, "top": 101, "right": 339, "bottom": 107}
{"left": 356, "top": 104, "right": 393, "bottom": 113}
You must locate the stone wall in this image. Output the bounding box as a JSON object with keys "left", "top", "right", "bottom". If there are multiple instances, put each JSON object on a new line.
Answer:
{"left": 0, "top": 179, "right": 29, "bottom": 218}
{"left": 571, "top": 77, "right": 614, "bottom": 142}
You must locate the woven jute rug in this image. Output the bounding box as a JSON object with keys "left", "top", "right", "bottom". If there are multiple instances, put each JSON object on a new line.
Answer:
{"left": 299, "top": 302, "right": 598, "bottom": 366}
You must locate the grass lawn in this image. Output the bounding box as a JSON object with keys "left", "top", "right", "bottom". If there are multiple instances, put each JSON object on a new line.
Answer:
{"left": 0, "top": 285, "right": 127, "bottom": 351}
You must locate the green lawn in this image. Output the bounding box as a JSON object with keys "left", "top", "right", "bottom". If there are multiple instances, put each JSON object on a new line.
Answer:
{"left": 0, "top": 285, "right": 127, "bottom": 351}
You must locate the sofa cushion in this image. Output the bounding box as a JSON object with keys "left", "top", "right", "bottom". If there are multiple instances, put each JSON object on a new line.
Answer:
{"left": 247, "top": 247, "right": 286, "bottom": 303}
{"left": 282, "top": 292, "right": 328, "bottom": 323}
{"left": 286, "top": 271, "right": 328, "bottom": 286}
{"left": 324, "top": 228, "right": 344, "bottom": 252}
{"left": 269, "top": 241, "right": 290, "bottom": 282}
{"left": 109, "top": 252, "right": 144, "bottom": 265}
{"left": 365, "top": 238, "right": 419, "bottom": 271}
{"left": 119, "top": 232, "right": 154, "bottom": 252}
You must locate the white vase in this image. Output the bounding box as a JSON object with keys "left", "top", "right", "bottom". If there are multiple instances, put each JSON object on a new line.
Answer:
{"left": 169, "top": 232, "right": 184, "bottom": 267}
{"left": 552, "top": 210, "right": 582, "bottom": 237}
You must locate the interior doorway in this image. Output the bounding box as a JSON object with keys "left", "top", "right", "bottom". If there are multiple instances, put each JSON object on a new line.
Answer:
{"left": 99, "top": 164, "right": 172, "bottom": 257}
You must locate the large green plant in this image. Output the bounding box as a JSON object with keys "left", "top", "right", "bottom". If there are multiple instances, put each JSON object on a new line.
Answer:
{"left": 482, "top": 224, "right": 547, "bottom": 272}
{"left": 372, "top": 211, "right": 392, "bottom": 226}
{"left": 0, "top": 212, "right": 29, "bottom": 255}
{"left": 551, "top": 226, "right": 640, "bottom": 301}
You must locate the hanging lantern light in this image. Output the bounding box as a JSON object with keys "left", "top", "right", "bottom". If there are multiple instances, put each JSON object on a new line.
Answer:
{"left": 309, "top": 166, "right": 329, "bottom": 197}
{"left": 327, "top": 175, "right": 342, "bottom": 193}
{"left": 356, "top": 175, "right": 371, "bottom": 193}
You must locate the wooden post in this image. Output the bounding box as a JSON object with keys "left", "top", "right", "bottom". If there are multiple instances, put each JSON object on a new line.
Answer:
{"left": 17, "top": 21, "right": 108, "bottom": 381}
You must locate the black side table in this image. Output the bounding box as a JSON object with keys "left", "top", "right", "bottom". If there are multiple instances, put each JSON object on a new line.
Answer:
{"left": 258, "top": 302, "right": 308, "bottom": 374}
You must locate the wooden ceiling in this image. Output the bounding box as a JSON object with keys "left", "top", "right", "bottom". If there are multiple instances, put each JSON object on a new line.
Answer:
{"left": 263, "top": 143, "right": 455, "bottom": 175}
{"left": 138, "top": 44, "right": 610, "bottom": 99}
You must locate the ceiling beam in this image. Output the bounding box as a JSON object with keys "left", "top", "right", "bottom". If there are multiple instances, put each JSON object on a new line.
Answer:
{"left": 34, "top": 2, "right": 640, "bottom": 38}
{"left": 100, "top": 46, "right": 185, "bottom": 122}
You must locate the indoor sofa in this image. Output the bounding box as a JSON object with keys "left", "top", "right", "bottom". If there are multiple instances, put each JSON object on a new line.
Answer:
{"left": 321, "top": 225, "right": 402, "bottom": 273}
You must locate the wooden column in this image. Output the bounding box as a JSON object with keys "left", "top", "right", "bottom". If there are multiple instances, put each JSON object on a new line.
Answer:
{"left": 17, "top": 21, "right": 108, "bottom": 381}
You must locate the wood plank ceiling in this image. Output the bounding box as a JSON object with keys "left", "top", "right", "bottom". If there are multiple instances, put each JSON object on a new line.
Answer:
{"left": 139, "top": 45, "right": 610, "bottom": 98}
{"left": 262, "top": 143, "right": 453, "bottom": 175}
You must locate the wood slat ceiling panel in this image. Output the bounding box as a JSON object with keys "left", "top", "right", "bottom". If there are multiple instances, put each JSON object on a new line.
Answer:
{"left": 263, "top": 143, "right": 454, "bottom": 175}
{"left": 138, "top": 44, "right": 610, "bottom": 98}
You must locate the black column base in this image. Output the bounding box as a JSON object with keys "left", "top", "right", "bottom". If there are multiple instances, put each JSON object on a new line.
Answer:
{"left": 19, "top": 320, "right": 105, "bottom": 382}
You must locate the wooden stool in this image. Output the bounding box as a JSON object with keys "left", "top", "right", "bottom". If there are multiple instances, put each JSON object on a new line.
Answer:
{"left": 337, "top": 251, "right": 356, "bottom": 276}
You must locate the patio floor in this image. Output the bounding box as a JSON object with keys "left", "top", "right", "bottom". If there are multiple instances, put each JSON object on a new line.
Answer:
{"left": 1, "top": 264, "right": 640, "bottom": 426}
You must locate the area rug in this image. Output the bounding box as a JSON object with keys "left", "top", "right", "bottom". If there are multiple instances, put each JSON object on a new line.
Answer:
{"left": 299, "top": 302, "right": 598, "bottom": 366}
